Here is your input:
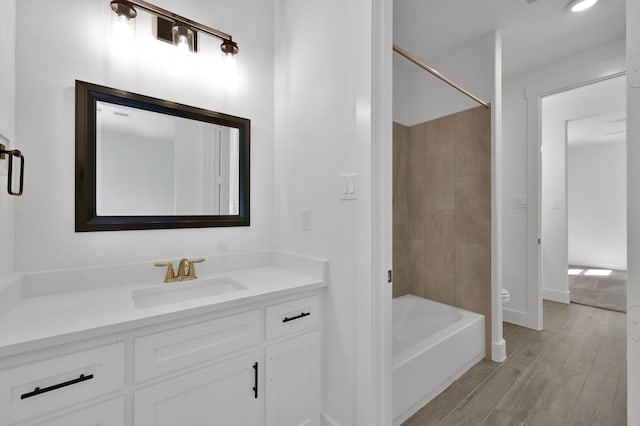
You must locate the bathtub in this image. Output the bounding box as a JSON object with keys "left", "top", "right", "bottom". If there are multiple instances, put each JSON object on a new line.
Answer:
{"left": 392, "top": 294, "right": 485, "bottom": 425}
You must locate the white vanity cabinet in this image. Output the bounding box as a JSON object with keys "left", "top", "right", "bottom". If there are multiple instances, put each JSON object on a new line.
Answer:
{"left": 134, "top": 349, "right": 262, "bottom": 426}
{"left": 0, "top": 290, "right": 323, "bottom": 426}
{"left": 266, "top": 330, "right": 320, "bottom": 426}
{"left": 265, "top": 295, "right": 321, "bottom": 426}
{"left": 32, "top": 398, "right": 124, "bottom": 426}
{"left": 0, "top": 343, "right": 125, "bottom": 426}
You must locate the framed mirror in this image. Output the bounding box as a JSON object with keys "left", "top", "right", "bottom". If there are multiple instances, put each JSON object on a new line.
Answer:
{"left": 75, "top": 80, "right": 250, "bottom": 231}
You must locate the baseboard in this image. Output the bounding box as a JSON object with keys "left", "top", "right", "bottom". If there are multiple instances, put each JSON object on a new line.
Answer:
{"left": 322, "top": 413, "right": 340, "bottom": 426}
{"left": 491, "top": 338, "right": 506, "bottom": 362}
{"left": 543, "top": 288, "right": 570, "bottom": 304}
{"left": 569, "top": 262, "right": 626, "bottom": 271}
{"left": 503, "top": 307, "right": 538, "bottom": 329}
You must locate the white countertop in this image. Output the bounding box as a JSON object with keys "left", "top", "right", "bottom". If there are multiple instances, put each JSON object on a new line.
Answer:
{"left": 0, "top": 251, "right": 328, "bottom": 358}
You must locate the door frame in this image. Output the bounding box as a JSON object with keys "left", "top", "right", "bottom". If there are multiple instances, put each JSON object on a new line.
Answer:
{"left": 525, "top": 57, "right": 626, "bottom": 330}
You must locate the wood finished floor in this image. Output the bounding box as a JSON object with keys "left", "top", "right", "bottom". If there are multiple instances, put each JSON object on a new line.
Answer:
{"left": 402, "top": 300, "right": 627, "bottom": 426}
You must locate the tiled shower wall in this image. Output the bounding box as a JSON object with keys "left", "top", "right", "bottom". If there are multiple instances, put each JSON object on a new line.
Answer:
{"left": 393, "top": 106, "right": 492, "bottom": 354}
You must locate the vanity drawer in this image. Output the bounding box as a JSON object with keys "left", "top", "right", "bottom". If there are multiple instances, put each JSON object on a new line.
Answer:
{"left": 0, "top": 343, "right": 124, "bottom": 425}
{"left": 266, "top": 295, "right": 320, "bottom": 340}
{"left": 134, "top": 309, "right": 261, "bottom": 383}
{"left": 33, "top": 397, "right": 124, "bottom": 426}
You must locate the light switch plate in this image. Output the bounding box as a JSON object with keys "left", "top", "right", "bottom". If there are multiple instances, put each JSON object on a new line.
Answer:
{"left": 340, "top": 173, "right": 357, "bottom": 200}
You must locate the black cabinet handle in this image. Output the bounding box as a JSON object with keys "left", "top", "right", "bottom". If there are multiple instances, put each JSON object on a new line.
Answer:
{"left": 21, "top": 373, "right": 94, "bottom": 400}
{"left": 0, "top": 147, "right": 24, "bottom": 196}
{"left": 252, "top": 362, "right": 258, "bottom": 399}
{"left": 282, "top": 312, "right": 311, "bottom": 323}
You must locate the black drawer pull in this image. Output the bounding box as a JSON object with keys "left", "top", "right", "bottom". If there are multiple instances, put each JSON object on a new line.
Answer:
{"left": 252, "top": 362, "right": 258, "bottom": 399}
{"left": 282, "top": 312, "right": 311, "bottom": 323}
{"left": 20, "top": 373, "right": 94, "bottom": 400}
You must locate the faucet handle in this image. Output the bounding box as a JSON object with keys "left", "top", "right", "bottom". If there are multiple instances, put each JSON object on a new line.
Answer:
{"left": 185, "top": 258, "right": 205, "bottom": 279}
{"left": 155, "top": 262, "right": 176, "bottom": 283}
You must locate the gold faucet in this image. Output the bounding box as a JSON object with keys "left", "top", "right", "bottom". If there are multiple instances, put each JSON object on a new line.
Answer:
{"left": 155, "top": 258, "right": 205, "bottom": 283}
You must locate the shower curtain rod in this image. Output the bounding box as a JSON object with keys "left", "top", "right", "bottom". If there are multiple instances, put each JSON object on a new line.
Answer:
{"left": 393, "top": 44, "right": 490, "bottom": 109}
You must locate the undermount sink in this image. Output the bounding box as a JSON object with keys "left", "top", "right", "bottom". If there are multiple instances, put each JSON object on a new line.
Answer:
{"left": 132, "top": 277, "right": 247, "bottom": 309}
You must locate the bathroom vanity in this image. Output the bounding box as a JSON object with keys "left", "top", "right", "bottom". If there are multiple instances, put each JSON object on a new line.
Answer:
{"left": 0, "top": 251, "right": 326, "bottom": 426}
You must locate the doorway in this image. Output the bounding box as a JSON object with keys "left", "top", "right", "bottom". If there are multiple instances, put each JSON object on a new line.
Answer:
{"left": 539, "top": 75, "right": 627, "bottom": 314}
{"left": 567, "top": 110, "right": 627, "bottom": 313}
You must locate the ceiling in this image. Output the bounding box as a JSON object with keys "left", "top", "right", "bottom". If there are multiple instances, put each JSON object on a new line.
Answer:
{"left": 393, "top": 0, "right": 626, "bottom": 77}
{"left": 568, "top": 110, "right": 627, "bottom": 147}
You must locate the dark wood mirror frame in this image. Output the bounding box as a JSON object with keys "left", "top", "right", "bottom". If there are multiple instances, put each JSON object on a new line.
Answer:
{"left": 75, "top": 80, "right": 250, "bottom": 232}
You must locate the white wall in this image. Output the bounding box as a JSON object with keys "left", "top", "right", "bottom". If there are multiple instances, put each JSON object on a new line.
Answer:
{"left": 0, "top": 0, "right": 15, "bottom": 281}
{"left": 540, "top": 76, "right": 625, "bottom": 303}
{"left": 501, "top": 40, "right": 625, "bottom": 325}
{"left": 626, "top": 0, "right": 640, "bottom": 422}
{"left": 274, "top": 0, "right": 376, "bottom": 423}
{"left": 392, "top": 34, "right": 495, "bottom": 126}
{"left": 568, "top": 141, "right": 626, "bottom": 270}
{"left": 14, "top": 0, "right": 274, "bottom": 271}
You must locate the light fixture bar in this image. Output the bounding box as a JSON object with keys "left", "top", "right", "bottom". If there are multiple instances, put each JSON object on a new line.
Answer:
{"left": 122, "top": 0, "right": 234, "bottom": 43}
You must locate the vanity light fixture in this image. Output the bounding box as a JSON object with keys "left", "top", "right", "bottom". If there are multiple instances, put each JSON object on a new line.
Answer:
{"left": 566, "top": 0, "right": 598, "bottom": 12}
{"left": 109, "top": 0, "right": 239, "bottom": 56}
{"left": 172, "top": 24, "right": 196, "bottom": 53}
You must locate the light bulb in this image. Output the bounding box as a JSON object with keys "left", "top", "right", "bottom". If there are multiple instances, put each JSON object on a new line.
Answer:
{"left": 221, "top": 52, "right": 239, "bottom": 86}
{"left": 172, "top": 25, "right": 195, "bottom": 53}
{"left": 110, "top": 1, "right": 136, "bottom": 43}
{"left": 567, "top": 0, "right": 598, "bottom": 12}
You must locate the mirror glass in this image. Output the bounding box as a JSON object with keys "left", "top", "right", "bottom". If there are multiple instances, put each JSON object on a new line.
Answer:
{"left": 96, "top": 101, "right": 240, "bottom": 216}
{"left": 76, "top": 80, "right": 250, "bottom": 231}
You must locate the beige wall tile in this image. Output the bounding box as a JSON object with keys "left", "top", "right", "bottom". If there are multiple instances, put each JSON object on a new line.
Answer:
{"left": 408, "top": 207, "right": 425, "bottom": 239}
{"left": 424, "top": 209, "right": 455, "bottom": 276}
{"left": 455, "top": 106, "right": 491, "bottom": 178}
{"left": 409, "top": 238, "right": 425, "bottom": 297}
{"left": 423, "top": 272, "right": 456, "bottom": 306}
{"left": 393, "top": 107, "right": 492, "bottom": 355}
{"left": 455, "top": 175, "right": 491, "bottom": 245}
{"left": 393, "top": 122, "right": 410, "bottom": 298}
{"left": 408, "top": 122, "right": 427, "bottom": 215}
{"left": 423, "top": 209, "right": 456, "bottom": 305}
{"left": 393, "top": 207, "right": 409, "bottom": 297}
{"left": 423, "top": 119, "right": 455, "bottom": 210}
{"left": 393, "top": 122, "right": 409, "bottom": 208}
{"left": 455, "top": 242, "right": 492, "bottom": 317}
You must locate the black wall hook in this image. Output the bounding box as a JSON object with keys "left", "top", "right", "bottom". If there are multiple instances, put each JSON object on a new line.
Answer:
{"left": 0, "top": 143, "right": 24, "bottom": 196}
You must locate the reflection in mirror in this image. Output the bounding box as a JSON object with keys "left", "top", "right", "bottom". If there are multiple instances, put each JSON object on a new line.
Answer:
{"left": 96, "top": 101, "right": 240, "bottom": 216}
{"left": 75, "top": 80, "right": 250, "bottom": 231}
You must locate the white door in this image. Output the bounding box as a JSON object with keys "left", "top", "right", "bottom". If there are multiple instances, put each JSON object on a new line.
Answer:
{"left": 265, "top": 330, "right": 320, "bottom": 426}
{"left": 134, "top": 350, "right": 262, "bottom": 426}
{"left": 34, "top": 398, "right": 124, "bottom": 426}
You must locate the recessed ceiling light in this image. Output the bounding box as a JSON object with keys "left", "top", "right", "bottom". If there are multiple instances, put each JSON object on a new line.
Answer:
{"left": 567, "top": 0, "right": 598, "bottom": 12}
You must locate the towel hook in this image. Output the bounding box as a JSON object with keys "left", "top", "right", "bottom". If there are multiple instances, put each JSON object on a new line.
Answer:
{"left": 0, "top": 142, "right": 24, "bottom": 196}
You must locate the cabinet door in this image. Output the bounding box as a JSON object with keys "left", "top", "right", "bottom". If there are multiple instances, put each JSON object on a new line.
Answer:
{"left": 266, "top": 330, "right": 320, "bottom": 426}
{"left": 34, "top": 398, "right": 124, "bottom": 426}
{"left": 134, "top": 349, "right": 262, "bottom": 426}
